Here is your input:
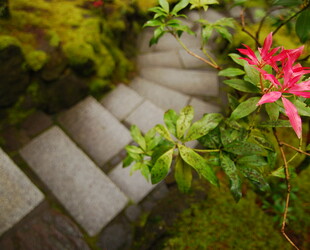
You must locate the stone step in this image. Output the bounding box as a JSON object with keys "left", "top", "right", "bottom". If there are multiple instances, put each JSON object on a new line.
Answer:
{"left": 139, "top": 67, "right": 219, "bottom": 97}
{"left": 187, "top": 9, "right": 225, "bottom": 23}
{"left": 58, "top": 96, "right": 132, "bottom": 167}
{"left": 125, "top": 100, "right": 165, "bottom": 134}
{"left": 137, "top": 48, "right": 207, "bottom": 69}
{"left": 100, "top": 83, "right": 144, "bottom": 121}
{"left": 130, "top": 77, "right": 190, "bottom": 112}
{"left": 189, "top": 97, "right": 221, "bottom": 121}
{"left": 19, "top": 126, "right": 129, "bottom": 236}
{"left": 108, "top": 163, "right": 157, "bottom": 204}
{"left": 0, "top": 148, "right": 44, "bottom": 236}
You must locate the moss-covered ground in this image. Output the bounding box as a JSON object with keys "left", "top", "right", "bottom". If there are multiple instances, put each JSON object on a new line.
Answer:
{"left": 132, "top": 165, "right": 309, "bottom": 250}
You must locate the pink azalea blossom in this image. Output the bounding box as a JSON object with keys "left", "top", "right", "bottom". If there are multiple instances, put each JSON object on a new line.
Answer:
{"left": 237, "top": 32, "right": 310, "bottom": 138}
{"left": 257, "top": 56, "right": 310, "bottom": 138}
{"left": 237, "top": 32, "right": 281, "bottom": 69}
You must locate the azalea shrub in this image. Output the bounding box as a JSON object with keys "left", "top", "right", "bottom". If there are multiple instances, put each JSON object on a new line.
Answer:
{"left": 123, "top": 0, "right": 310, "bottom": 248}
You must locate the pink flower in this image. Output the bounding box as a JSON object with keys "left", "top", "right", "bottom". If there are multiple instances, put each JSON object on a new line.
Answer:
{"left": 257, "top": 56, "right": 310, "bottom": 138}
{"left": 237, "top": 32, "right": 281, "bottom": 69}
{"left": 93, "top": 0, "right": 103, "bottom": 7}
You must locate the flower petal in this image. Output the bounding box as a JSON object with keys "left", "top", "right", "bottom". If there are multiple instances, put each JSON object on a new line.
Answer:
{"left": 261, "top": 32, "right": 273, "bottom": 58}
{"left": 257, "top": 92, "right": 282, "bottom": 105}
{"left": 282, "top": 97, "right": 302, "bottom": 138}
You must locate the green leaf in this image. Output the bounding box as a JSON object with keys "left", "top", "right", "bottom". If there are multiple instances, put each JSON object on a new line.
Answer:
{"left": 176, "top": 106, "right": 194, "bottom": 139}
{"left": 215, "top": 17, "right": 235, "bottom": 28}
{"left": 240, "top": 167, "right": 270, "bottom": 192}
{"left": 155, "top": 124, "right": 174, "bottom": 142}
{"left": 152, "top": 144, "right": 174, "bottom": 164}
{"left": 220, "top": 127, "right": 247, "bottom": 146}
{"left": 159, "top": 0, "right": 170, "bottom": 13}
{"left": 185, "top": 113, "right": 223, "bottom": 141}
{"left": 175, "top": 155, "right": 192, "bottom": 193}
{"left": 150, "top": 26, "right": 165, "bottom": 46}
{"left": 223, "top": 79, "right": 260, "bottom": 93}
{"left": 292, "top": 99, "right": 310, "bottom": 117}
{"left": 306, "top": 144, "right": 310, "bottom": 151}
{"left": 202, "top": 25, "right": 213, "bottom": 43}
{"left": 143, "top": 19, "right": 163, "bottom": 28}
{"left": 190, "top": 0, "right": 219, "bottom": 10}
{"left": 145, "top": 127, "right": 160, "bottom": 151}
{"left": 265, "top": 102, "right": 279, "bottom": 121}
{"left": 270, "top": 167, "right": 285, "bottom": 178}
{"left": 164, "top": 109, "right": 179, "bottom": 137}
{"left": 198, "top": 127, "right": 221, "bottom": 149}
{"left": 267, "top": 151, "right": 277, "bottom": 169}
{"left": 130, "top": 162, "right": 151, "bottom": 181}
{"left": 123, "top": 155, "right": 134, "bottom": 168}
{"left": 244, "top": 63, "right": 260, "bottom": 85}
{"left": 130, "top": 125, "right": 146, "bottom": 150}
{"left": 224, "top": 141, "right": 267, "bottom": 156}
{"left": 296, "top": 9, "right": 310, "bottom": 43}
{"left": 230, "top": 97, "right": 260, "bottom": 120}
{"left": 214, "top": 26, "right": 232, "bottom": 43}
{"left": 172, "top": 0, "right": 189, "bottom": 14}
{"left": 237, "top": 155, "right": 267, "bottom": 168}
{"left": 229, "top": 53, "right": 246, "bottom": 66}
{"left": 272, "top": 0, "right": 302, "bottom": 7}
{"left": 227, "top": 93, "right": 240, "bottom": 110}
{"left": 250, "top": 134, "right": 274, "bottom": 151}
{"left": 125, "top": 145, "right": 144, "bottom": 154}
{"left": 178, "top": 144, "right": 218, "bottom": 186}
{"left": 219, "top": 68, "right": 245, "bottom": 77}
{"left": 151, "top": 147, "right": 174, "bottom": 184}
{"left": 220, "top": 153, "right": 242, "bottom": 202}
{"left": 258, "top": 120, "right": 291, "bottom": 128}
{"left": 175, "top": 25, "right": 196, "bottom": 36}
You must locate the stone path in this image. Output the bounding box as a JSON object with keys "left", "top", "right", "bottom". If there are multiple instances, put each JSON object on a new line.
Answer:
{"left": 0, "top": 9, "right": 224, "bottom": 249}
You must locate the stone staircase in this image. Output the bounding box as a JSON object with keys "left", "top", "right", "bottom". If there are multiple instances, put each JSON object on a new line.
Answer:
{"left": 0, "top": 9, "right": 224, "bottom": 247}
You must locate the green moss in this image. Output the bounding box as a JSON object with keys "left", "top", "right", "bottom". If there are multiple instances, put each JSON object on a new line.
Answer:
{"left": 25, "top": 50, "right": 48, "bottom": 71}
{"left": 63, "top": 42, "right": 94, "bottom": 66}
{"left": 0, "top": 35, "right": 20, "bottom": 50}
{"left": 163, "top": 186, "right": 290, "bottom": 249}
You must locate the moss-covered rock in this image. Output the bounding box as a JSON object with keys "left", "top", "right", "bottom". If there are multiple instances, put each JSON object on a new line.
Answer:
{"left": 0, "top": 43, "right": 30, "bottom": 108}
{"left": 25, "top": 50, "right": 48, "bottom": 71}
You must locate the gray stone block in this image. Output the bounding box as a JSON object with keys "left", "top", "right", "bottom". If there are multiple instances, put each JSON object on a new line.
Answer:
{"left": 101, "top": 84, "right": 144, "bottom": 121}
{"left": 125, "top": 100, "right": 164, "bottom": 134}
{"left": 189, "top": 97, "right": 221, "bottom": 121}
{"left": 137, "top": 50, "right": 183, "bottom": 68}
{"left": 187, "top": 9, "right": 225, "bottom": 23}
{"left": 108, "top": 163, "right": 157, "bottom": 203}
{"left": 130, "top": 77, "right": 190, "bottom": 112}
{"left": 0, "top": 148, "right": 44, "bottom": 236}
{"left": 137, "top": 29, "right": 156, "bottom": 53}
{"left": 179, "top": 47, "right": 213, "bottom": 69}
{"left": 153, "top": 32, "right": 200, "bottom": 52}
{"left": 58, "top": 96, "right": 132, "bottom": 166}
{"left": 140, "top": 67, "right": 219, "bottom": 97}
{"left": 19, "top": 126, "right": 129, "bottom": 236}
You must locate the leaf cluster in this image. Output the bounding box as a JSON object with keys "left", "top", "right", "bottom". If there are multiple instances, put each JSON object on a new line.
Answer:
{"left": 143, "top": 0, "right": 194, "bottom": 45}
{"left": 124, "top": 106, "right": 223, "bottom": 193}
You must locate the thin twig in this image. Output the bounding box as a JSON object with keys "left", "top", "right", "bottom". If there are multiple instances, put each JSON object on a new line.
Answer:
{"left": 240, "top": 9, "right": 261, "bottom": 47}
{"left": 273, "top": 128, "right": 300, "bottom": 250}
{"left": 255, "top": 6, "right": 283, "bottom": 41}
{"left": 273, "top": 4, "right": 310, "bottom": 35}
{"left": 172, "top": 33, "right": 221, "bottom": 70}
{"left": 280, "top": 142, "right": 310, "bottom": 156}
